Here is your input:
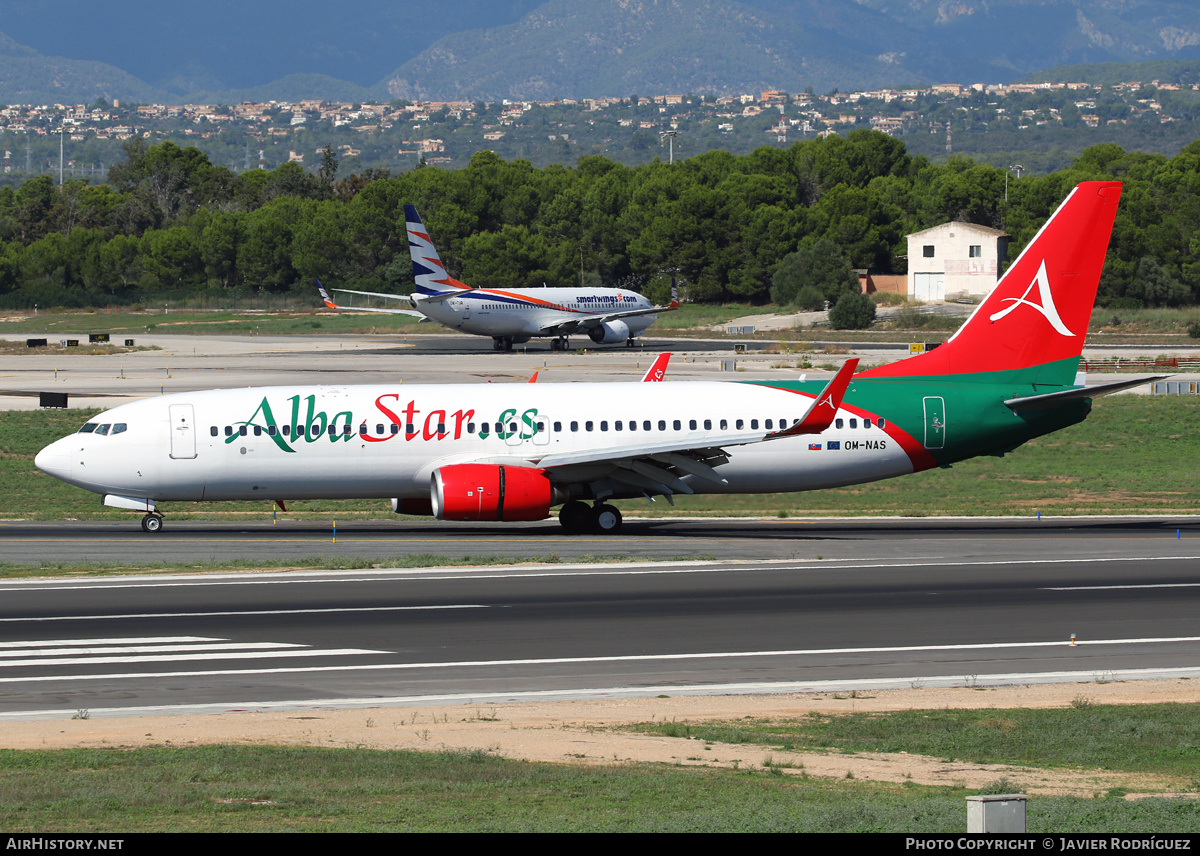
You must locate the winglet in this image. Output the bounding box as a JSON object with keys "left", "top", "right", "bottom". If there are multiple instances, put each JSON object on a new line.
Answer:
{"left": 316, "top": 279, "right": 339, "bottom": 310}
{"left": 669, "top": 278, "right": 680, "bottom": 310}
{"left": 770, "top": 359, "right": 859, "bottom": 438}
{"left": 641, "top": 353, "right": 671, "bottom": 382}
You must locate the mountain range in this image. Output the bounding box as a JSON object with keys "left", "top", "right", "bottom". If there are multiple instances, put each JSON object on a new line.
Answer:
{"left": 1, "top": 0, "right": 1199, "bottom": 104}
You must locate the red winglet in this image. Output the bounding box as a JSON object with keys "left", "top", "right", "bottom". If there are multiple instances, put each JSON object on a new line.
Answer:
{"left": 772, "top": 359, "right": 858, "bottom": 438}
{"left": 641, "top": 353, "right": 671, "bottom": 382}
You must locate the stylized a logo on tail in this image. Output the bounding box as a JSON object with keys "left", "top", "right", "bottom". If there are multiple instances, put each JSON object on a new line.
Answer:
{"left": 988, "top": 260, "right": 1074, "bottom": 337}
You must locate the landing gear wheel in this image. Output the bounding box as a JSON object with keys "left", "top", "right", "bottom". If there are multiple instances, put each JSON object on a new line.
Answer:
{"left": 493, "top": 336, "right": 513, "bottom": 352}
{"left": 558, "top": 500, "right": 591, "bottom": 534}
{"left": 626, "top": 337, "right": 635, "bottom": 347}
{"left": 141, "top": 513, "right": 163, "bottom": 533}
{"left": 550, "top": 338, "right": 561, "bottom": 352}
{"left": 590, "top": 503, "right": 622, "bottom": 534}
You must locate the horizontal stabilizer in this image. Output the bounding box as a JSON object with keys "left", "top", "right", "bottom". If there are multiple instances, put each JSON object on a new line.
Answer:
{"left": 1004, "top": 376, "right": 1167, "bottom": 411}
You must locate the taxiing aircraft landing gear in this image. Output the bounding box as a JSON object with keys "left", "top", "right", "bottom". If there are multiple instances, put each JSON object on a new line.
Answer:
{"left": 493, "top": 336, "right": 514, "bottom": 352}
{"left": 590, "top": 503, "right": 622, "bottom": 534}
{"left": 558, "top": 500, "right": 591, "bottom": 534}
{"left": 626, "top": 337, "right": 635, "bottom": 347}
{"left": 141, "top": 512, "right": 164, "bottom": 533}
{"left": 550, "top": 336, "right": 570, "bottom": 352}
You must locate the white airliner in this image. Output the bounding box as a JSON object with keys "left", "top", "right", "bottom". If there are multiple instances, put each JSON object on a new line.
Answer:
{"left": 318, "top": 204, "right": 677, "bottom": 352}
{"left": 37, "top": 182, "right": 1151, "bottom": 535}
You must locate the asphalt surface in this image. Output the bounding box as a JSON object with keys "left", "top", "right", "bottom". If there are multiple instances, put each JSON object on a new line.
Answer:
{"left": 1, "top": 519, "right": 1199, "bottom": 718}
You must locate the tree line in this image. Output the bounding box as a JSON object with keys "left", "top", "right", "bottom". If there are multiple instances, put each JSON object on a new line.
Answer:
{"left": 0, "top": 131, "right": 1197, "bottom": 310}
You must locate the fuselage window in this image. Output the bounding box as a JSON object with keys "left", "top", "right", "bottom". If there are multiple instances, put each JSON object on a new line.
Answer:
{"left": 508, "top": 422, "right": 517, "bottom": 433}
{"left": 268, "top": 426, "right": 277, "bottom": 436}
{"left": 570, "top": 421, "right": 579, "bottom": 432}
{"left": 373, "top": 424, "right": 383, "bottom": 435}
{"left": 585, "top": 421, "right": 594, "bottom": 431}
{"left": 628, "top": 420, "right": 635, "bottom": 431}
{"left": 210, "top": 426, "right": 218, "bottom": 437}
{"left": 225, "top": 426, "right": 233, "bottom": 437}
{"left": 689, "top": 419, "right": 697, "bottom": 430}
{"left": 704, "top": 419, "right": 712, "bottom": 430}
{"left": 407, "top": 424, "right": 417, "bottom": 436}
{"left": 835, "top": 419, "right": 844, "bottom": 429}
{"left": 720, "top": 419, "right": 728, "bottom": 430}
{"left": 358, "top": 424, "right": 368, "bottom": 436}
{"left": 751, "top": 419, "right": 759, "bottom": 429}
{"left": 390, "top": 424, "right": 399, "bottom": 435}
{"left": 240, "top": 426, "right": 248, "bottom": 437}
{"left": 878, "top": 418, "right": 887, "bottom": 429}
{"left": 673, "top": 420, "right": 681, "bottom": 431}
{"left": 282, "top": 425, "right": 290, "bottom": 437}
{"left": 645, "top": 421, "right": 652, "bottom": 431}
{"left": 438, "top": 423, "right": 447, "bottom": 434}
{"left": 467, "top": 422, "right": 476, "bottom": 434}
{"left": 600, "top": 421, "right": 608, "bottom": 432}
{"left": 78, "top": 423, "right": 97, "bottom": 434}
{"left": 253, "top": 426, "right": 263, "bottom": 436}
{"left": 863, "top": 418, "right": 872, "bottom": 428}
{"left": 553, "top": 421, "right": 562, "bottom": 432}
{"left": 765, "top": 419, "right": 773, "bottom": 430}
{"left": 615, "top": 421, "right": 623, "bottom": 431}
{"left": 495, "top": 422, "right": 504, "bottom": 434}
{"left": 735, "top": 419, "right": 743, "bottom": 429}
{"left": 849, "top": 418, "right": 858, "bottom": 429}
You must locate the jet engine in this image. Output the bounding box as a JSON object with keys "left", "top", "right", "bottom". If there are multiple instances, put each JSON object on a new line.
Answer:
{"left": 587, "top": 319, "right": 631, "bottom": 344}
{"left": 431, "top": 464, "right": 561, "bottom": 521}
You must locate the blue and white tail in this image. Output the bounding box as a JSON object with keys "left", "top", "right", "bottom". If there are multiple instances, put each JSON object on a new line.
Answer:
{"left": 405, "top": 204, "right": 470, "bottom": 296}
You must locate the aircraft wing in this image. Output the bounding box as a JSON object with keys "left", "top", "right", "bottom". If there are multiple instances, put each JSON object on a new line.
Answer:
{"left": 538, "top": 303, "right": 674, "bottom": 335}
{"left": 523, "top": 364, "right": 856, "bottom": 500}
{"left": 318, "top": 280, "right": 426, "bottom": 318}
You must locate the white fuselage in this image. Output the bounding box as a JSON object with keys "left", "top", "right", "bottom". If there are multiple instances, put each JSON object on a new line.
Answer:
{"left": 415, "top": 287, "right": 657, "bottom": 339}
{"left": 35, "top": 382, "right": 913, "bottom": 505}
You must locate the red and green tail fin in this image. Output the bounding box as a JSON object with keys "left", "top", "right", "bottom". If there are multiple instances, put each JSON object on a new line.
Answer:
{"left": 858, "top": 181, "right": 1122, "bottom": 385}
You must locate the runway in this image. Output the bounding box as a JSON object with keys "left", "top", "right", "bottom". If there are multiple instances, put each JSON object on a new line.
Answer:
{"left": 1, "top": 520, "right": 1198, "bottom": 719}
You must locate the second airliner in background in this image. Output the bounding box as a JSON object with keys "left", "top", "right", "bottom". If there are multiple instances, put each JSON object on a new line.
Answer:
{"left": 319, "top": 204, "right": 677, "bottom": 351}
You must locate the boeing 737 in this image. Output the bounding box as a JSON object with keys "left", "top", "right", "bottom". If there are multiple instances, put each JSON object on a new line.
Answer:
{"left": 37, "top": 182, "right": 1152, "bottom": 535}
{"left": 318, "top": 204, "right": 677, "bottom": 351}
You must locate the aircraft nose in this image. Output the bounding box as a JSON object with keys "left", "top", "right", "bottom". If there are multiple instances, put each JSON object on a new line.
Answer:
{"left": 34, "top": 439, "right": 72, "bottom": 481}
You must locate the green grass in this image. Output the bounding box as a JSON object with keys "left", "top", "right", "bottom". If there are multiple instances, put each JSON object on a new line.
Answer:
{"left": 2, "top": 308, "right": 425, "bottom": 337}
{"left": 631, "top": 702, "right": 1200, "bottom": 782}
{"left": 0, "top": 745, "right": 1194, "bottom": 832}
{"left": 15, "top": 396, "right": 1200, "bottom": 521}
{"left": 0, "top": 553, "right": 693, "bottom": 580}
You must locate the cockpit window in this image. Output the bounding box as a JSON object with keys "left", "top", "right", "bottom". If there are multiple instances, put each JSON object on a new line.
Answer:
{"left": 94, "top": 424, "right": 111, "bottom": 435}
{"left": 111, "top": 423, "right": 127, "bottom": 435}
{"left": 77, "top": 423, "right": 97, "bottom": 433}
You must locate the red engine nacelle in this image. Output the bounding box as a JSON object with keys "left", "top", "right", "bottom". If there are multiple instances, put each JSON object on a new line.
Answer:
{"left": 431, "top": 464, "right": 558, "bottom": 521}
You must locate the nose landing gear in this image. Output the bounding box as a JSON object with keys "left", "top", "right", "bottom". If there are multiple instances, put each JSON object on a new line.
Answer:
{"left": 141, "top": 512, "right": 164, "bottom": 533}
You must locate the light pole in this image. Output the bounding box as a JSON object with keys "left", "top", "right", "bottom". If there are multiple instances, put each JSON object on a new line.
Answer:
{"left": 659, "top": 130, "right": 679, "bottom": 164}
{"left": 1005, "top": 163, "right": 1024, "bottom": 202}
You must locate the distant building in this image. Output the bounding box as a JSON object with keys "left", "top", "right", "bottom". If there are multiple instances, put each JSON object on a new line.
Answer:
{"left": 906, "top": 222, "right": 1009, "bottom": 301}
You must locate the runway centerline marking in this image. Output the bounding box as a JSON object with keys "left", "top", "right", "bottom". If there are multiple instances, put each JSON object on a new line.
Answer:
{"left": 0, "top": 604, "right": 486, "bottom": 622}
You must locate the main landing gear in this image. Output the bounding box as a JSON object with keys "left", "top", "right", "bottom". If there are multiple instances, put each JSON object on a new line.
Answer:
{"left": 550, "top": 336, "right": 570, "bottom": 351}
{"left": 558, "top": 500, "right": 623, "bottom": 535}
{"left": 492, "top": 336, "right": 514, "bottom": 352}
{"left": 141, "top": 512, "right": 164, "bottom": 533}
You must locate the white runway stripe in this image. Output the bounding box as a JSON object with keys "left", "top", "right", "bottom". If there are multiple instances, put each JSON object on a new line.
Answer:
{"left": 0, "top": 635, "right": 385, "bottom": 670}
{"left": 0, "top": 604, "right": 486, "bottom": 623}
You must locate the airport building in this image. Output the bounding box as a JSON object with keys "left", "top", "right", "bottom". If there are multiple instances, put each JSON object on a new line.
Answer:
{"left": 906, "top": 222, "right": 1009, "bottom": 301}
